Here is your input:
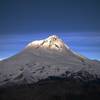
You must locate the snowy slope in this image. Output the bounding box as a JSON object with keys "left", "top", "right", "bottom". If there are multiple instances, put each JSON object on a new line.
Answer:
{"left": 0, "top": 35, "right": 100, "bottom": 86}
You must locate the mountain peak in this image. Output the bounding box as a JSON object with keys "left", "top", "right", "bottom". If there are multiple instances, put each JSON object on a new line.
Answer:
{"left": 27, "top": 35, "right": 69, "bottom": 51}
{"left": 47, "top": 35, "right": 59, "bottom": 41}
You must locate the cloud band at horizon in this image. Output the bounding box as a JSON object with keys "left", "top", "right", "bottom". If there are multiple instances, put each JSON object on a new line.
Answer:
{"left": 0, "top": 32, "right": 100, "bottom": 60}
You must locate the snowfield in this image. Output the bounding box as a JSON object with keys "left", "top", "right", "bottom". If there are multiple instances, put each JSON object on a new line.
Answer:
{"left": 0, "top": 35, "right": 100, "bottom": 86}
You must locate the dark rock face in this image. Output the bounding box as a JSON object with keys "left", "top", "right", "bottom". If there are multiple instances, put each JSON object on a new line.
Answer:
{"left": 0, "top": 77, "right": 100, "bottom": 100}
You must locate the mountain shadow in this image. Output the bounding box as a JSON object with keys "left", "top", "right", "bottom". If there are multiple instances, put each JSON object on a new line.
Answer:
{"left": 0, "top": 77, "right": 100, "bottom": 100}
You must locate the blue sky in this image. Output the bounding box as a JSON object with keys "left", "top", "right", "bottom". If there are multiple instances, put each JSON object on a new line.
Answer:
{"left": 0, "top": 0, "right": 100, "bottom": 60}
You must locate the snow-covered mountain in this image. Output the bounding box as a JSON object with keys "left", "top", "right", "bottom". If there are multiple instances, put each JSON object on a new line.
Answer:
{"left": 0, "top": 35, "right": 100, "bottom": 86}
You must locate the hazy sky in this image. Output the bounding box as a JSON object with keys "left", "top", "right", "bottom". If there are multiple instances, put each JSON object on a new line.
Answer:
{"left": 0, "top": 0, "right": 100, "bottom": 60}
